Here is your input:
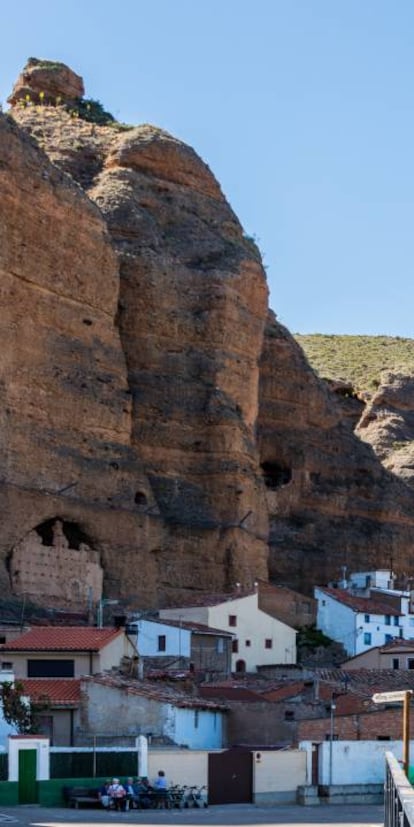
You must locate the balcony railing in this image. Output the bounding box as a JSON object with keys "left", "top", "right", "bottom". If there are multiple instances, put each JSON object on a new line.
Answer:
{"left": 385, "top": 752, "right": 414, "bottom": 827}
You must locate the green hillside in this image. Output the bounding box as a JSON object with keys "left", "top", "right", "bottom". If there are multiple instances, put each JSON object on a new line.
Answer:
{"left": 294, "top": 334, "right": 414, "bottom": 394}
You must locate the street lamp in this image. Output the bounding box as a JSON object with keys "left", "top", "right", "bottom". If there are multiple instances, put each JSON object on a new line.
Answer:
{"left": 329, "top": 699, "right": 337, "bottom": 786}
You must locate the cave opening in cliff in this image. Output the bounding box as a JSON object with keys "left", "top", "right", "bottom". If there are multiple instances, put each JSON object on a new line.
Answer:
{"left": 134, "top": 491, "right": 148, "bottom": 509}
{"left": 34, "top": 518, "right": 93, "bottom": 550}
{"left": 261, "top": 461, "right": 292, "bottom": 490}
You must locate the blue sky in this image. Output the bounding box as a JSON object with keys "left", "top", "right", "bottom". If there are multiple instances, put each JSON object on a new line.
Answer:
{"left": 2, "top": 0, "right": 414, "bottom": 337}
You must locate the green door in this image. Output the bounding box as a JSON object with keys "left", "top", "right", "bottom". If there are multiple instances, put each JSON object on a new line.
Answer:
{"left": 18, "top": 749, "right": 38, "bottom": 804}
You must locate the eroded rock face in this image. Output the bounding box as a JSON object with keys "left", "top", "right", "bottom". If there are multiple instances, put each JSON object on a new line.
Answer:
{"left": 7, "top": 58, "right": 84, "bottom": 106}
{"left": 90, "top": 125, "right": 271, "bottom": 597}
{"left": 258, "top": 315, "right": 414, "bottom": 591}
{"left": 357, "top": 373, "right": 414, "bottom": 486}
{"left": 3, "top": 75, "right": 270, "bottom": 607}
{"left": 0, "top": 113, "right": 162, "bottom": 608}
{"left": 5, "top": 59, "right": 414, "bottom": 607}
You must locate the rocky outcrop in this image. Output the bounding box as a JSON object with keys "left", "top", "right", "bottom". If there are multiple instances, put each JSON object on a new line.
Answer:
{"left": 258, "top": 315, "right": 414, "bottom": 591}
{"left": 3, "top": 59, "right": 414, "bottom": 610}
{"left": 357, "top": 373, "right": 414, "bottom": 486}
{"left": 0, "top": 112, "right": 164, "bottom": 608}
{"left": 8, "top": 58, "right": 84, "bottom": 106}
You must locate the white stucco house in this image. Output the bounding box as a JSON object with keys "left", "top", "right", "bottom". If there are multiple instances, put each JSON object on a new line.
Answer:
{"left": 314, "top": 585, "right": 403, "bottom": 656}
{"left": 159, "top": 585, "right": 297, "bottom": 672}
{"left": 127, "top": 616, "right": 232, "bottom": 675}
{"left": 80, "top": 674, "right": 226, "bottom": 749}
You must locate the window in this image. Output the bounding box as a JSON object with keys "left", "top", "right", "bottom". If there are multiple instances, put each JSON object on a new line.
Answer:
{"left": 27, "top": 659, "right": 74, "bottom": 677}
{"left": 321, "top": 600, "right": 326, "bottom": 607}
{"left": 229, "top": 615, "right": 237, "bottom": 627}
{"left": 377, "top": 736, "right": 391, "bottom": 741}
{"left": 385, "top": 615, "right": 391, "bottom": 626}
{"left": 245, "top": 640, "right": 251, "bottom": 647}
{"left": 1, "top": 662, "right": 12, "bottom": 670}
{"left": 265, "top": 639, "right": 273, "bottom": 649}
{"left": 364, "top": 614, "right": 370, "bottom": 623}
{"left": 408, "top": 659, "right": 414, "bottom": 670}
{"left": 0, "top": 637, "right": 6, "bottom": 645}
{"left": 194, "top": 710, "right": 199, "bottom": 729}
{"left": 393, "top": 658, "right": 400, "bottom": 670}
{"left": 394, "top": 617, "right": 399, "bottom": 626}
{"left": 157, "top": 635, "right": 166, "bottom": 652}
{"left": 232, "top": 639, "right": 239, "bottom": 653}
{"left": 385, "top": 634, "right": 393, "bottom": 643}
{"left": 284, "top": 710, "right": 295, "bottom": 721}
{"left": 363, "top": 632, "right": 372, "bottom": 646}
{"left": 216, "top": 638, "right": 224, "bottom": 654}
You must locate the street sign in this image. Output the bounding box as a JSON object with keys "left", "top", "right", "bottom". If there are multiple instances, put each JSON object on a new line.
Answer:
{"left": 371, "top": 690, "right": 413, "bottom": 776}
{"left": 372, "top": 690, "right": 413, "bottom": 704}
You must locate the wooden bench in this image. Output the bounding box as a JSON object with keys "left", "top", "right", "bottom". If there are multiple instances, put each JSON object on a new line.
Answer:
{"left": 62, "top": 786, "right": 101, "bottom": 808}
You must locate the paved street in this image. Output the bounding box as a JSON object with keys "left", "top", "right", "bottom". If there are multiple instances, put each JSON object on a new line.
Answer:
{"left": 0, "top": 804, "right": 384, "bottom": 827}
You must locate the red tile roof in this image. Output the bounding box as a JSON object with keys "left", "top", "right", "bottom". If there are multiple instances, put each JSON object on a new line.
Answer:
{"left": 261, "top": 682, "right": 306, "bottom": 702}
{"left": 135, "top": 618, "right": 233, "bottom": 637}
{"left": 0, "top": 626, "right": 123, "bottom": 652}
{"left": 21, "top": 679, "right": 81, "bottom": 706}
{"left": 317, "top": 588, "right": 402, "bottom": 615}
{"left": 380, "top": 639, "right": 414, "bottom": 653}
{"left": 199, "top": 685, "right": 264, "bottom": 702}
{"left": 84, "top": 674, "right": 228, "bottom": 711}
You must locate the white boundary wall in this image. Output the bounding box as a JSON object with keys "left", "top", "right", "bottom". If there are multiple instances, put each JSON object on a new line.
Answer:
{"left": 300, "top": 739, "right": 413, "bottom": 785}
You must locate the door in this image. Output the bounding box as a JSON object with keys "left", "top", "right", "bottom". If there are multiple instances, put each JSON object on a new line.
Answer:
{"left": 18, "top": 749, "right": 38, "bottom": 804}
{"left": 208, "top": 749, "right": 252, "bottom": 804}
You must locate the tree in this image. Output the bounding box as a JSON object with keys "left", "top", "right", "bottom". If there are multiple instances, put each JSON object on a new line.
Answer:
{"left": 0, "top": 681, "right": 49, "bottom": 734}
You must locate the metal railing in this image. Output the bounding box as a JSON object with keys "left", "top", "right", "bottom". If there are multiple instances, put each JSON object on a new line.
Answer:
{"left": 385, "top": 752, "right": 414, "bottom": 827}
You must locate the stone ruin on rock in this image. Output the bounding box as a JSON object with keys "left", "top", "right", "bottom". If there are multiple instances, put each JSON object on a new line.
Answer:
{"left": 1, "top": 58, "right": 414, "bottom": 614}
{"left": 9, "top": 519, "right": 102, "bottom": 608}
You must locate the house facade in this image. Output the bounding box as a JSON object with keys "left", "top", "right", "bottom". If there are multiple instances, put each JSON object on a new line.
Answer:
{"left": 160, "top": 587, "right": 297, "bottom": 672}
{"left": 314, "top": 586, "right": 403, "bottom": 656}
{"left": 0, "top": 626, "right": 134, "bottom": 679}
{"left": 79, "top": 674, "right": 226, "bottom": 749}
{"left": 0, "top": 626, "right": 134, "bottom": 746}
{"left": 128, "top": 617, "right": 232, "bottom": 676}
{"left": 342, "top": 639, "right": 414, "bottom": 670}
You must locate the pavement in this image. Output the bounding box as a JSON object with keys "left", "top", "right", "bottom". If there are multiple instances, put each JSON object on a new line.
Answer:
{"left": 0, "top": 804, "right": 384, "bottom": 827}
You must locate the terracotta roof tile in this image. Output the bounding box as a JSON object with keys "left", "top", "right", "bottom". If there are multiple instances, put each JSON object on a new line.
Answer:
{"left": 199, "top": 686, "right": 264, "bottom": 702}
{"left": 317, "top": 588, "right": 402, "bottom": 615}
{"left": 21, "top": 678, "right": 81, "bottom": 706}
{"left": 261, "top": 682, "right": 306, "bottom": 702}
{"left": 84, "top": 674, "right": 229, "bottom": 712}
{"left": 0, "top": 626, "right": 123, "bottom": 652}
{"left": 134, "top": 618, "right": 233, "bottom": 636}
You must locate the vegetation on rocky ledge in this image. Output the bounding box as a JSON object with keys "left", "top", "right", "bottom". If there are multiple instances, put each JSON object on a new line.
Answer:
{"left": 295, "top": 334, "right": 414, "bottom": 393}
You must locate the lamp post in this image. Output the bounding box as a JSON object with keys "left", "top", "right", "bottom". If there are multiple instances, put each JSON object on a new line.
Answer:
{"left": 97, "top": 598, "right": 119, "bottom": 628}
{"left": 329, "top": 699, "right": 337, "bottom": 786}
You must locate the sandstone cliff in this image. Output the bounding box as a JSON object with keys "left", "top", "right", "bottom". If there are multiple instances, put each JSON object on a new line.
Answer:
{"left": 2, "top": 59, "right": 414, "bottom": 611}
{"left": 258, "top": 316, "right": 414, "bottom": 591}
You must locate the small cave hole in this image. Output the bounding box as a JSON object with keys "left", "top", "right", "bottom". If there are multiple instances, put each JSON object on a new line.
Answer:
{"left": 82, "top": 319, "right": 93, "bottom": 326}
{"left": 135, "top": 491, "right": 148, "bottom": 508}
{"left": 261, "top": 461, "right": 292, "bottom": 490}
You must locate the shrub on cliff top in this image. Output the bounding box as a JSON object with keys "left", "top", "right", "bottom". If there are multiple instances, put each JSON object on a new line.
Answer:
{"left": 69, "top": 97, "right": 115, "bottom": 125}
